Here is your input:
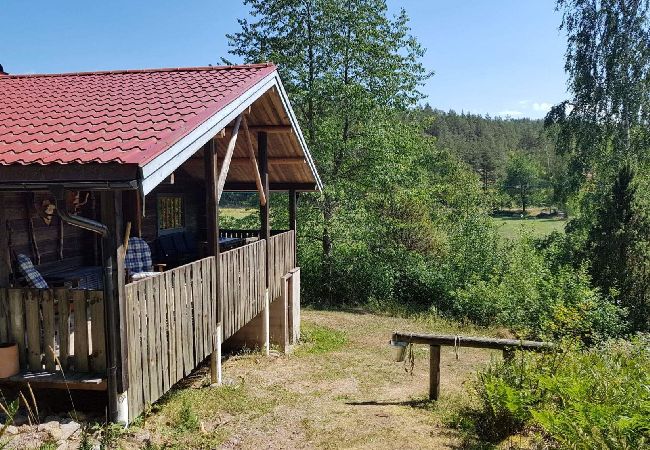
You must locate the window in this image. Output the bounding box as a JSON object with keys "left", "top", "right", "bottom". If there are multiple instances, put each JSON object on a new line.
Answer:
{"left": 158, "top": 195, "right": 184, "bottom": 233}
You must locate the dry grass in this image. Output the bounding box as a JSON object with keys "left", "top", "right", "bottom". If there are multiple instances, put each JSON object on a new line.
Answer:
{"left": 121, "top": 309, "right": 503, "bottom": 449}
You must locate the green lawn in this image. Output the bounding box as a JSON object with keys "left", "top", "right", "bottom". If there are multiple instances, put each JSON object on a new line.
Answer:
{"left": 493, "top": 216, "right": 566, "bottom": 240}
{"left": 220, "top": 207, "right": 256, "bottom": 220}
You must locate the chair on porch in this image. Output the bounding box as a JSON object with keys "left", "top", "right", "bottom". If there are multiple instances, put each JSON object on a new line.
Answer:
{"left": 125, "top": 237, "right": 164, "bottom": 281}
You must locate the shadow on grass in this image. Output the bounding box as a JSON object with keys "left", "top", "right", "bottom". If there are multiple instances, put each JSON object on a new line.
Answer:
{"left": 344, "top": 398, "right": 434, "bottom": 408}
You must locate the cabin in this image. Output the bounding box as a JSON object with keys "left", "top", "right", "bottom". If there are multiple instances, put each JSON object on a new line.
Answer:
{"left": 0, "top": 64, "right": 322, "bottom": 423}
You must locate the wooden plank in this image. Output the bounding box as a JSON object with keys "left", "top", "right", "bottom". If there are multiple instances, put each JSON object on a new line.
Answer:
{"left": 42, "top": 290, "right": 56, "bottom": 371}
{"left": 73, "top": 290, "right": 89, "bottom": 372}
{"left": 0, "top": 371, "right": 107, "bottom": 391}
{"left": 202, "top": 259, "right": 210, "bottom": 360}
{"left": 160, "top": 273, "right": 170, "bottom": 393}
{"left": 180, "top": 266, "right": 192, "bottom": 375}
{"left": 241, "top": 116, "right": 267, "bottom": 206}
{"left": 128, "top": 284, "right": 143, "bottom": 420}
{"left": 391, "top": 332, "right": 555, "bottom": 351}
{"left": 90, "top": 291, "right": 106, "bottom": 373}
{"left": 217, "top": 114, "right": 243, "bottom": 202}
{"left": 0, "top": 289, "right": 8, "bottom": 345}
{"left": 124, "top": 285, "right": 136, "bottom": 422}
{"left": 173, "top": 269, "right": 183, "bottom": 382}
{"left": 24, "top": 290, "right": 41, "bottom": 372}
{"left": 145, "top": 277, "right": 160, "bottom": 403}
{"left": 138, "top": 281, "right": 151, "bottom": 407}
{"left": 9, "top": 289, "right": 27, "bottom": 368}
{"left": 55, "top": 288, "right": 70, "bottom": 371}
{"left": 165, "top": 271, "right": 176, "bottom": 388}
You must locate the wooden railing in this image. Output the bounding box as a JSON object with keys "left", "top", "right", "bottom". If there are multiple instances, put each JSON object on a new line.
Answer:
{"left": 268, "top": 231, "right": 295, "bottom": 300}
{"left": 219, "top": 240, "right": 266, "bottom": 340}
{"left": 125, "top": 257, "right": 216, "bottom": 418}
{"left": 0, "top": 288, "right": 105, "bottom": 373}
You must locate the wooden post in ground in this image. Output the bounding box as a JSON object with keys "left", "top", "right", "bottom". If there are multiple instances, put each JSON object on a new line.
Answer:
{"left": 101, "top": 190, "right": 129, "bottom": 423}
{"left": 429, "top": 345, "right": 441, "bottom": 401}
{"left": 259, "top": 131, "right": 270, "bottom": 356}
{"left": 204, "top": 139, "right": 222, "bottom": 385}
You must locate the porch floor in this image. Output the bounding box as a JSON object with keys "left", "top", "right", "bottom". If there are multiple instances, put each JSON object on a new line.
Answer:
{"left": 0, "top": 371, "right": 106, "bottom": 391}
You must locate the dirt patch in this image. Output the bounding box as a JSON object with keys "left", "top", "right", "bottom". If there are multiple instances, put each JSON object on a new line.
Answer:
{"left": 3, "top": 309, "right": 501, "bottom": 449}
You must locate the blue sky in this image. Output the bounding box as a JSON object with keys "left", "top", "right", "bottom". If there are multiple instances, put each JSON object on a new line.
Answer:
{"left": 1, "top": 1, "right": 568, "bottom": 119}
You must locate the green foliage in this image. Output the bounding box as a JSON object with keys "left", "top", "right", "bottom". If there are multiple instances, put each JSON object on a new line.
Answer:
{"left": 296, "top": 324, "right": 347, "bottom": 355}
{"left": 586, "top": 165, "right": 650, "bottom": 332}
{"left": 503, "top": 152, "right": 542, "bottom": 213}
{"left": 175, "top": 400, "right": 199, "bottom": 433}
{"left": 453, "top": 234, "right": 626, "bottom": 340}
{"left": 468, "top": 337, "right": 650, "bottom": 448}
{"left": 0, "top": 399, "right": 18, "bottom": 450}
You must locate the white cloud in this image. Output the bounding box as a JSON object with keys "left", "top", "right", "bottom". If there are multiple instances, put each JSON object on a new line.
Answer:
{"left": 532, "top": 102, "right": 552, "bottom": 112}
{"left": 497, "top": 110, "right": 524, "bottom": 117}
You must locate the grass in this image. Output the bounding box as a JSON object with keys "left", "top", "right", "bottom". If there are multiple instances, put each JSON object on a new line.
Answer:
{"left": 113, "top": 309, "right": 504, "bottom": 449}
{"left": 220, "top": 207, "right": 256, "bottom": 220}
{"left": 493, "top": 216, "right": 566, "bottom": 240}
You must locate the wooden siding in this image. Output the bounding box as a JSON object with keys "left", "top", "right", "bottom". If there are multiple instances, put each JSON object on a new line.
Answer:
{"left": 0, "top": 192, "right": 96, "bottom": 271}
{"left": 0, "top": 288, "right": 105, "bottom": 373}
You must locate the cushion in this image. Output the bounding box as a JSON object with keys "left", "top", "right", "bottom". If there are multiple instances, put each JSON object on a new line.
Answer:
{"left": 16, "top": 254, "right": 48, "bottom": 289}
{"left": 125, "top": 237, "right": 153, "bottom": 274}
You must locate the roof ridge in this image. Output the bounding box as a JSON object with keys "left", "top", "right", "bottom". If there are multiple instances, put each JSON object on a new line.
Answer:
{"left": 1, "top": 63, "right": 276, "bottom": 79}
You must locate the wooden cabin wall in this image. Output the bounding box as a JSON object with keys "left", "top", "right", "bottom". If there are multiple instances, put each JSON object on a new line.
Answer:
{"left": 140, "top": 174, "right": 206, "bottom": 244}
{"left": 0, "top": 191, "right": 97, "bottom": 281}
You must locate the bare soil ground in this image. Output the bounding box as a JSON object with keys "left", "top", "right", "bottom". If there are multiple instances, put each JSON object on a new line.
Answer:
{"left": 122, "top": 309, "right": 502, "bottom": 449}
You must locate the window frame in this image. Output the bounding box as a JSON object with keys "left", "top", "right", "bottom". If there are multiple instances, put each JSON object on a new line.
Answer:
{"left": 156, "top": 193, "right": 186, "bottom": 236}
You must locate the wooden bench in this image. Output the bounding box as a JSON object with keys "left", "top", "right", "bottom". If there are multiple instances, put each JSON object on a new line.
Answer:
{"left": 391, "top": 332, "right": 555, "bottom": 400}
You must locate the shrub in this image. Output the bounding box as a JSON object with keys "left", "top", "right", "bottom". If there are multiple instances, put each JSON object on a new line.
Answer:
{"left": 468, "top": 337, "right": 650, "bottom": 448}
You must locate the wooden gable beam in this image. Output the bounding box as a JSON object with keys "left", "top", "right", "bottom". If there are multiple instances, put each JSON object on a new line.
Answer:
{"left": 217, "top": 114, "right": 243, "bottom": 202}
{"left": 241, "top": 116, "right": 267, "bottom": 207}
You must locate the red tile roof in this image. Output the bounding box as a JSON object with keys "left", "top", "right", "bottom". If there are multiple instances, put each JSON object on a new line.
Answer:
{"left": 0, "top": 64, "right": 276, "bottom": 166}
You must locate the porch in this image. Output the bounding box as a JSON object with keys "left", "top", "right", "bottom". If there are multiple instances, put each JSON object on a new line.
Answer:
{"left": 0, "top": 229, "right": 298, "bottom": 420}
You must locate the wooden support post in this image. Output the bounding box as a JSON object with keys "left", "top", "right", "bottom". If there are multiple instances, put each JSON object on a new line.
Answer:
{"left": 289, "top": 189, "right": 297, "bottom": 267}
{"left": 259, "top": 132, "right": 270, "bottom": 356}
{"left": 429, "top": 345, "right": 441, "bottom": 401}
{"left": 101, "top": 191, "right": 129, "bottom": 422}
{"left": 205, "top": 139, "right": 222, "bottom": 385}
{"left": 259, "top": 132, "right": 270, "bottom": 245}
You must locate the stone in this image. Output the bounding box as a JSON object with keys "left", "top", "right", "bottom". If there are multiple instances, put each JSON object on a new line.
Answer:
{"left": 5, "top": 425, "right": 18, "bottom": 435}
{"left": 38, "top": 420, "right": 62, "bottom": 440}
{"left": 59, "top": 421, "right": 80, "bottom": 441}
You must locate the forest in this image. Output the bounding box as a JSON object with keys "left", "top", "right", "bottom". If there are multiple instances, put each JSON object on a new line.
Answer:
{"left": 221, "top": 0, "right": 649, "bottom": 447}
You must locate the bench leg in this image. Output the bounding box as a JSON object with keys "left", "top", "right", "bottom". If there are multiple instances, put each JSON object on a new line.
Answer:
{"left": 429, "top": 345, "right": 441, "bottom": 401}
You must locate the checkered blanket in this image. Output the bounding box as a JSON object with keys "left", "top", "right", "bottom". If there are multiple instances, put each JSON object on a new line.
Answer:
{"left": 16, "top": 253, "right": 48, "bottom": 288}
{"left": 125, "top": 237, "right": 153, "bottom": 275}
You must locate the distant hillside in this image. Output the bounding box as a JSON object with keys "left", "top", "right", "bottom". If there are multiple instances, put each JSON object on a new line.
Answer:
{"left": 422, "top": 107, "right": 558, "bottom": 188}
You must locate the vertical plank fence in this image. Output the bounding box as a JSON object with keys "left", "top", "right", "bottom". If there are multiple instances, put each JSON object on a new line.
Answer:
{"left": 0, "top": 288, "right": 105, "bottom": 373}
{"left": 125, "top": 257, "right": 217, "bottom": 421}
{"left": 268, "top": 231, "right": 295, "bottom": 301}
{"left": 219, "top": 240, "right": 266, "bottom": 340}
